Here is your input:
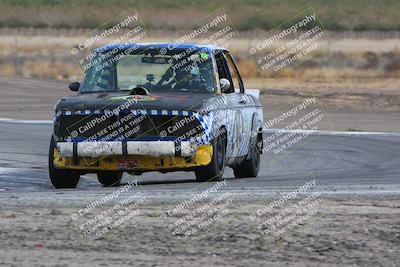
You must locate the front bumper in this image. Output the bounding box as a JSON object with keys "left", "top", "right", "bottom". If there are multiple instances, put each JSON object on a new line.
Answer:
{"left": 53, "top": 143, "right": 213, "bottom": 172}
{"left": 57, "top": 140, "right": 197, "bottom": 158}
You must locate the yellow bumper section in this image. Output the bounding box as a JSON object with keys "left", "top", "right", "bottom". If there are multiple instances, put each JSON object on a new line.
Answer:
{"left": 53, "top": 144, "right": 212, "bottom": 172}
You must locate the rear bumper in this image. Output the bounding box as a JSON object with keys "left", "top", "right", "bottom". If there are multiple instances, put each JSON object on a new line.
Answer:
{"left": 57, "top": 140, "right": 197, "bottom": 158}
{"left": 53, "top": 143, "right": 213, "bottom": 172}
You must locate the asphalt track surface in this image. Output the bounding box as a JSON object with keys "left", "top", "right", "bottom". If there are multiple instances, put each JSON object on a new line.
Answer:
{"left": 0, "top": 119, "right": 399, "bottom": 205}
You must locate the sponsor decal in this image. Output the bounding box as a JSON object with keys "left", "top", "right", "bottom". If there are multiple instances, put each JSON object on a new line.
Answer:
{"left": 110, "top": 95, "right": 157, "bottom": 102}
{"left": 110, "top": 94, "right": 190, "bottom": 102}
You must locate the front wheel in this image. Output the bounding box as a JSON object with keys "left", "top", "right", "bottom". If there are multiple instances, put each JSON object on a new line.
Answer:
{"left": 195, "top": 129, "right": 226, "bottom": 182}
{"left": 97, "top": 171, "right": 123, "bottom": 187}
{"left": 49, "top": 136, "right": 80, "bottom": 189}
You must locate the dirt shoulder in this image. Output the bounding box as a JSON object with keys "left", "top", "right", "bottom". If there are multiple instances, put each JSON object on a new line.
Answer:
{"left": 0, "top": 194, "right": 398, "bottom": 266}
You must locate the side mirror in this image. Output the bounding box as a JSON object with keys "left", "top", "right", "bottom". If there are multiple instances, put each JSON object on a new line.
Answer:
{"left": 69, "top": 82, "right": 80, "bottom": 92}
{"left": 219, "top": 78, "right": 231, "bottom": 93}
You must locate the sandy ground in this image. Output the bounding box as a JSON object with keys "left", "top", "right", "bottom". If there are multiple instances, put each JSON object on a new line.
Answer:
{"left": 0, "top": 195, "right": 399, "bottom": 266}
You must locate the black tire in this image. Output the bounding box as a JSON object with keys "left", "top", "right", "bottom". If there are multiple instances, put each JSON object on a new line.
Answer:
{"left": 195, "top": 129, "right": 226, "bottom": 182}
{"left": 97, "top": 171, "right": 123, "bottom": 187}
{"left": 49, "top": 136, "right": 80, "bottom": 189}
{"left": 233, "top": 134, "right": 261, "bottom": 178}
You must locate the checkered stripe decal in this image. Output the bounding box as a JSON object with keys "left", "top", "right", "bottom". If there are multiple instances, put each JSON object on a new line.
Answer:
{"left": 58, "top": 109, "right": 213, "bottom": 145}
{"left": 194, "top": 112, "right": 213, "bottom": 144}
{"left": 59, "top": 109, "right": 194, "bottom": 117}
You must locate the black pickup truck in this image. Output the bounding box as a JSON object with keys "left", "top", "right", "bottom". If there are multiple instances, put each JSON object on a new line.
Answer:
{"left": 50, "top": 43, "right": 264, "bottom": 188}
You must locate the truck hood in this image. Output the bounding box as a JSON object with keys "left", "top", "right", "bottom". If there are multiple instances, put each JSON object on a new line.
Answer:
{"left": 55, "top": 92, "right": 216, "bottom": 113}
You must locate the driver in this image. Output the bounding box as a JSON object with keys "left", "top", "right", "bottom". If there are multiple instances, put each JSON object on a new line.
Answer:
{"left": 174, "top": 65, "right": 207, "bottom": 90}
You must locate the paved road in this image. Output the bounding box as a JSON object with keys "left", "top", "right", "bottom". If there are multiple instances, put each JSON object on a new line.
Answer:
{"left": 0, "top": 121, "right": 399, "bottom": 205}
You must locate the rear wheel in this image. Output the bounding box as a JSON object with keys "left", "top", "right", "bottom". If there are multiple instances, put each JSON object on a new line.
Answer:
{"left": 97, "top": 171, "right": 123, "bottom": 187}
{"left": 195, "top": 129, "right": 226, "bottom": 182}
{"left": 233, "top": 134, "right": 261, "bottom": 178}
{"left": 49, "top": 136, "right": 80, "bottom": 189}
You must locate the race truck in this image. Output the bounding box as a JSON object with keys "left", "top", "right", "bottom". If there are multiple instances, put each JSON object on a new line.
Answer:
{"left": 50, "top": 43, "right": 264, "bottom": 188}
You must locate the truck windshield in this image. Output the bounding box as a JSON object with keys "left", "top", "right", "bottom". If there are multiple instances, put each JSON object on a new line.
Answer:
{"left": 80, "top": 48, "right": 215, "bottom": 93}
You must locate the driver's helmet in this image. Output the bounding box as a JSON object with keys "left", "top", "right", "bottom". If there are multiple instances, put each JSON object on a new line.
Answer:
{"left": 175, "top": 65, "right": 200, "bottom": 82}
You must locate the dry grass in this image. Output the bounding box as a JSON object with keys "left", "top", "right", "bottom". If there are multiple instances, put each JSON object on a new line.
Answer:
{"left": 0, "top": 63, "right": 16, "bottom": 77}
{"left": 1, "top": 34, "right": 400, "bottom": 82}
{"left": 21, "top": 61, "right": 81, "bottom": 81}
{"left": 1, "top": 0, "right": 400, "bottom": 31}
{"left": 2, "top": 53, "right": 399, "bottom": 82}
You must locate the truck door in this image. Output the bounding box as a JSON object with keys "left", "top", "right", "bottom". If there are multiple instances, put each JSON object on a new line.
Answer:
{"left": 215, "top": 51, "right": 252, "bottom": 161}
